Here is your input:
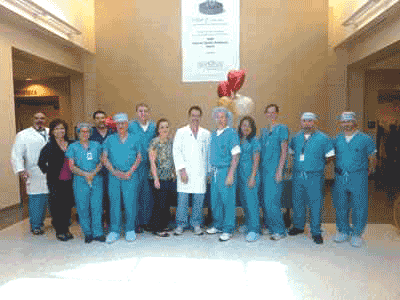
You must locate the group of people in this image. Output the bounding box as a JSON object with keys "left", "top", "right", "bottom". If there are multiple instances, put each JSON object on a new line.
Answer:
{"left": 11, "top": 102, "right": 376, "bottom": 248}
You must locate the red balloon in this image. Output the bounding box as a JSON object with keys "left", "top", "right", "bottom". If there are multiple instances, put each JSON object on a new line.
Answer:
{"left": 227, "top": 70, "right": 246, "bottom": 93}
{"left": 218, "top": 81, "right": 232, "bottom": 97}
{"left": 104, "top": 116, "right": 117, "bottom": 131}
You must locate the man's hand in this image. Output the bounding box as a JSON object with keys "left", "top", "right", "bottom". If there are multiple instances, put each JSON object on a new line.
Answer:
{"left": 18, "top": 170, "right": 29, "bottom": 182}
{"left": 180, "top": 168, "right": 189, "bottom": 184}
{"left": 225, "top": 172, "right": 234, "bottom": 186}
{"left": 275, "top": 168, "right": 283, "bottom": 183}
{"left": 248, "top": 175, "right": 256, "bottom": 189}
{"left": 154, "top": 178, "right": 161, "bottom": 189}
{"left": 113, "top": 170, "right": 126, "bottom": 180}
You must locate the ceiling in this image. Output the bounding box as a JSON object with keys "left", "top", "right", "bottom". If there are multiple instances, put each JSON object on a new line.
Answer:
{"left": 12, "top": 48, "right": 78, "bottom": 81}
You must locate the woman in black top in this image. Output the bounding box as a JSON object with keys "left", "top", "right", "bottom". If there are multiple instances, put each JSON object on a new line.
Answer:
{"left": 39, "top": 119, "right": 74, "bottom": 241}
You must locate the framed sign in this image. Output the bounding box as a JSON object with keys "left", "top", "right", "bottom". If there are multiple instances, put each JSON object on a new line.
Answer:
{"left": 181, "top": 0, "right": 240, "bottom": 82}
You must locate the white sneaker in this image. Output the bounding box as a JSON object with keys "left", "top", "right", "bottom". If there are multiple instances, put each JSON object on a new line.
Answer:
{"left": 106, "top": 232, "right": 120, "bottom": 244}
{"left": 125, "top": 230, "right": 136, "bottom": 242}
{"left": 174, "top": 226, "right": 184, "bottom": 235}
{"left": 334, "top": 232, "right": 349, "bottom": 243}
{"left": 270, "top": 233, "right": 285, "bottom": 241}
{"left": 350, "top": 236, "right": 363, "bottom": 248}
{"left": 206, "top": 227, "right": 222, "bottom": 234}
{"left": 193, "top": 226, "right": 203, "bottom": 235}
{"left": 219, "top": 233, "right": 232, "bottom": 241}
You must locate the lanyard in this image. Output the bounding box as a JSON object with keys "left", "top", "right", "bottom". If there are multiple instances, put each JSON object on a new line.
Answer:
{"left": 301, "top": 133, "right": 314, "bottom": 154}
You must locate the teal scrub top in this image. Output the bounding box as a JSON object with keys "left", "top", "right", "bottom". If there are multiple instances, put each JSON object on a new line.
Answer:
{"left": 210, "top": 128, "right": 240, "bottom": 168}
{"left": 128, "top": 120, "right": 156, "bottom": 163}
{"left": 289, "top": 130, "right": 333, "bottom": 173}
{"left": 334, "top": 132, "right": 375, "bottom": 173}
{"left": 239, "top": 137, "right": 261, "bottom": 164}
{"left": 66, "top": 141, "right": 102, "bottom": 172}
{"left": 103, "top": 133, "right": 141, "bottom": 172}
{"left": 260, "top": 124, "right": 289, "bottom": 174}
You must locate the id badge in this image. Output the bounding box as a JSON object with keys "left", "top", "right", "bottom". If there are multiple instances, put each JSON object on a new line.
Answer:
{"left": 87, "top": 152, "right": 93, "bottom": 161}
{"left": 299, "top": 154, "right": 305, "bottom": 162}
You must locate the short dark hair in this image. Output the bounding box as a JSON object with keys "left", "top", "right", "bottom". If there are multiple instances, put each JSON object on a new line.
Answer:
{"left": 49, "top": 119, "right": 69, "bottom": 140}
{"left": 156, "top": 118, "right": 169, "bottom": 136}
{"left": 238, "top": 116, "right": 257, "bottom": 141}
{"left": 33, "top": 111, "right": 47, "bottom": 117}
{"left": 136, "top": 103, "right": 150, "bottom": 112}
{"left": 264, "top": 104, "right": 280, "bottom": 114}
{"left": 188, "top": 105, "right": 203, "bottom": 117}
{"left": 92, "top": 110, "right": 106, "bottom": 119}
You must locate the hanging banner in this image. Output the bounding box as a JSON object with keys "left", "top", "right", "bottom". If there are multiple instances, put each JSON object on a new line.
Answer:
{"left": 181, "top": 0, "right": 240, "bottom": 82}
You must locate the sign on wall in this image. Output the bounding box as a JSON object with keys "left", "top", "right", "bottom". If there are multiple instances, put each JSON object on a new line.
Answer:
{"left": 181, "top": 0, "right": 240, "bottom": 82}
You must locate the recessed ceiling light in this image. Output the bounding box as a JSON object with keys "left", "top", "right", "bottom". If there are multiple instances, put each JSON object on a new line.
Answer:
{"left": 26, "top": 78, "right": 32, "bottom": 81}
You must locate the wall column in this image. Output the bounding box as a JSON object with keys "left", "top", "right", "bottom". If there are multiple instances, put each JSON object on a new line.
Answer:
{"left": 0, "top": 41, "right": 21, "bottom": 209}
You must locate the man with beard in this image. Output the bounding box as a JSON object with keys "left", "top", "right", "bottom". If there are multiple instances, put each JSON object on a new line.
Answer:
{"left": 90, "top": 110, "right": 113, "bottom": 226}
{"left": 288, "top": 112, "right": 334, "bottom": 245}
{"left": 11, "top": 112, "right": 50, "bottom": 235}
{"left": 333, "top": 112, "right": 376, "bottom": 248}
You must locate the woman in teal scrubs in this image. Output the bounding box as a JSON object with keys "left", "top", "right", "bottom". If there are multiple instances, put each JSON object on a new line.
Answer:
{"left": 237, "top": 116, "right": 261, "bottom": 242}
{"left": 67, "top": 123, "right": 104, "bottom": 243}
{"left": 260, "top": 104, "right": 288, "bottom": 240}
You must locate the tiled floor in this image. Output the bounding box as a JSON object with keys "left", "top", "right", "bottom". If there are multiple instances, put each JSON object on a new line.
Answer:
{"left": 1, "top": 218, "right": 400, "bottom": 299}
{"left": 1, "top": 178, "right": 399, "bottom": 299}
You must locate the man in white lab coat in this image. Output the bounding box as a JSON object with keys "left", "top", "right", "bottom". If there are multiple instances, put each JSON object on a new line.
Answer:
{"left": 11, "top": 112, "right": 50, "bottom": 235}
{"left": 173, "top": 106, "right": 210, "bottom": 235}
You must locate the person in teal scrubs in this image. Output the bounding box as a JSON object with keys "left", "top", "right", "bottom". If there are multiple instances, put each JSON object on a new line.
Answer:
{"left": 333, "top": 112, "right": 376, "bottom": 248}
{"left": 206, "top": 106, "right": 240, "bottom": 242}
{"left": 102, "top": 113, "right": 142, "bottom": 243}
{"left": 67, "top": 123, "right": 104, "bottom": 243}
{"left": 237, "top": 116, "right": 261, "bottom": 242}
{"left": 128, "top": 103, "right": 157, "bottom": 232}
{"left": 260, "top": 104, "right": 288, "bottom": 240}
{"left": 288, "top": 112, "right": 334, "bottom": 245}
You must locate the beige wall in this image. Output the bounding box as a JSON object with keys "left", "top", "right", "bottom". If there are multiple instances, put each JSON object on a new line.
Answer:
{"left": 0, "top": 17, "right": 95, "bottom": 209}
{"left": 96, "top": 0, "right": 331, "bottom": 134}
{"left": 0, "top": 0, "right": 95, "bottom": 53}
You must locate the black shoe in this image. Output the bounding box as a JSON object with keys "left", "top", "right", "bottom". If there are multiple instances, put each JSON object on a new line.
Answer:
{"left": 31, "top": 228, "right": 44, "bottom": 235}
{"left": 93, "top": 235, "right": 106, "bottom": 242}
{"left": 312, "top": 234, "right": 323, "bottom": 245}
{"left": 56, "top": 233, "right": 70, "bottom": 242}
{"left": 288, "top": 228, "right": 304, "bottom": 236}
{"left": 85, "top": 235, "right": 93, "bottom": 244}
{"left": 284, "top": 210, "right": 292, "bottom": 228}
{"left": 153, "top": 231, "right": 170, "bottom": 237}
{"left": 135, "top": 227, "right": 144, "bottom": 234}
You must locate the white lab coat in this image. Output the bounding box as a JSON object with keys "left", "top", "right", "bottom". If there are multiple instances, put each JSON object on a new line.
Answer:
{"left": 173, "top": 125, "right": 210, "bottom": 194}
{"left": 11, "top": 127, "right": 49, "bottom": 195}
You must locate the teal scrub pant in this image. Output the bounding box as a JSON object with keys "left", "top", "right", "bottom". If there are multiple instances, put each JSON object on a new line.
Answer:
{"left": 333, "top": 170, "right": 369, "bottom": 237}
{"left": 136, "top": 163, "right": 154, "bottom": 227}
{"left": 262, "top": 171, "right": 286, "bottom": 235}
{"left": 237, "top": 164, "right": 260, "bottom": 233}
{"left": 210, "top": 167, "right": 236, "bottom": 234}
{"left": 73, "top": 175, "right": 104, "bottom": 238}
{"left": 108, "top": 173, "right": 139, "bottom": 233}
{"left": 292, "top": 171, "right": 324, "bottom": 235}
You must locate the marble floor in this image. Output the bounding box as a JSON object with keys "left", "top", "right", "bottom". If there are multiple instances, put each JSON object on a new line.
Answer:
{"left": 1, "top": 218, "right": 399, "bottom": 300}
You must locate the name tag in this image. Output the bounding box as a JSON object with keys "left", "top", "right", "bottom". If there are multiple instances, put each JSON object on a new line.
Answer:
{"left": 87, "top": 152, "right": 93, "bottom": 161}
{"left": 299, "top": 154, "right": 305, "bottom": 161}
